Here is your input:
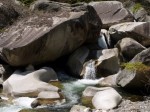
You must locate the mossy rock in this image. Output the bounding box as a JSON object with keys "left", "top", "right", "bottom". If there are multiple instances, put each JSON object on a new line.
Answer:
{"left": 121, "top": 62, "right": 150, "bottom": 72}
{"left": 81, "top": 96, "right": 94, "bottom": 108}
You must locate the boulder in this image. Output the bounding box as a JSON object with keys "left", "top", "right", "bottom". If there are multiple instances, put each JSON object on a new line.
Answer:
{"left": 0, "top": 2, "right": 102, "bottom": 66}
{"left": 67, "top": 46, "right": 89, "bottom": 77}
{"left": 82, "top": 86, "right": 112, "bottom": 97}
{"left": 89, "top": 1, "right": 134, "bottom": 28}
{"left": 116, "top": 63, "right": 150, "bottom": 92}
{"left": 31, "top": 91, "right": 65, "bottom": 108}
{"left": 0, "top": 0, "right": 19, "bottom": 29}
{"left": 131, "top": 48, "right": 150, "bottom": 66}
{"left": 70, "top": 105, "right": 91, "bottom": 112}
{"left": 109, "top": 22, "right": 150, "bottom": 47}
{"left": 95, "top": 48, "right": 120, "bottom": 77}
{"left": 116, "top": 38, "right": 146, "bottom": 61}
{"left": 116, "top": 48, "right": 150, "bottom": 91}
{"left": 99, "top": 74, "right": 118, "bottom": 87}
{"left": 92, "top": 87, "right": 122, "bottom": 110}
{"left": 124, "top": 1, "right": 148, "bottom": 22}
{"left": 3, "top": 67, "right": 59, "bottom": 97}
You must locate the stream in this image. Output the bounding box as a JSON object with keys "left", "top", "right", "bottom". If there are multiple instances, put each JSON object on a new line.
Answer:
{"left": 0, "top": 72, "right": 101, "bottom": 112}
{"left": 0, "top": 72, "right": 147, "bottom": 112}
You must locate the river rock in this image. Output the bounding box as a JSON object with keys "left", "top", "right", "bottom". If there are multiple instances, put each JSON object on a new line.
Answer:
{"left": 3, "top": 67, "right": 59, "bottom": 97}
{"left": 109, "top": 22, "right": 150, "bottom": 46}
{"left": 0, "top": 0, "right": 19, "bottom": 29}
{"left": 0, "top": 2, "right": 102, "bottom": 66}
{"left": 67, "top": 46, "right": 89, "bottom": 77}
{"left": 99, "top": 74, "right": 118, "bottom": 87}
{"left": 83, "top": 86, "right": 112, "bottom": 97}
{"left": 131, "top": 48, "right": 150, "bottom": 66}
{"left": 95, "top": 48, "right": 120, "bottom": 77}
{"left": 89, "top": 1, "right": 134, "bottom": 28}
{"left": 92, "top": 87, "right": 122, "bottom": 110}
{"left": 116, "top": 38, "right": 146, "bottom": 61}
{"left": 31, "top": 91, "right": 65, "bottom": 108}
{"left": 116, "top": 65, "right": 150, "bottom": 92}
{"left": 70, "top": 105, "right": 91, "bottom": 112}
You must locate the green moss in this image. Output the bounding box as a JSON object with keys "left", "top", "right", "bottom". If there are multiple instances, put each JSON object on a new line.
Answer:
{"left": 81, "top": 96, "right": 94, "bottom": 108}
{"left": 121, "top": 62, "right": 150, "bottom": 72}
{"left": 49, "top": 81, "right": 63, "bottom": 89}
{"left": 132, "top": 3, "right": 142, "bottom": 13}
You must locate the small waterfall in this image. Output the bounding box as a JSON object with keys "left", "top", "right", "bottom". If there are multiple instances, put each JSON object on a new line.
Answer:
{"left": 83, "top": 60, "right": 96, "bottom": 79}
{"left": 98, "top": 34, "right": 108, "bottom": 49}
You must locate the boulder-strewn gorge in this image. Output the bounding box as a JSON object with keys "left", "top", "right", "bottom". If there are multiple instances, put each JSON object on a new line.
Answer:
{"left": 0, "top": 0, "right": 150, "bottom": 112}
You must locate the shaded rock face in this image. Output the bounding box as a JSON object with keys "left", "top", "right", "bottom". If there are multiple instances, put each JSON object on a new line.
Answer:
{"left": 89, "top": 1, "right": 134, "bottom": 29}
{"left": 0, "top": 0, "right": 19, "bottom": 29}
{"left": 116, "top": 38, "right": 146, "bottom": 61}
{"left": 0, "top": 2, "right": 102, "bottom": 66}
{"left": 109, "top": 22, "right": 150, "bottom": 47}
{"left": 0, "top": 64, "right": 14, "bottom": 81}
{"left": 67, "top": 46, "right": 89, "bottom": 77}
{"left": 3, "top": 67, "right": 59, "bottom": 97}
{"left": 131, "top": 48, "right": 150, "bottom": 66}
{"left": 92, "top": 87, "right": 122, "bottom": 110}
{"left": 96, "top": 48, "right": 120, "bottom": 77}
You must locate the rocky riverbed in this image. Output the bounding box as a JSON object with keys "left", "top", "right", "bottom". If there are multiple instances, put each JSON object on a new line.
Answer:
{"left": 0, "top": 0, "right": 150, "bottom": 112}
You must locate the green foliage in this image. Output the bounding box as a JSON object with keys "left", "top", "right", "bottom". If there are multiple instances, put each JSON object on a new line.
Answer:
{"left": 121, "top": 62, "right": 150, "bottom": 72}
{"left": 132, "top": 3, "right": 142, "bottom": 13}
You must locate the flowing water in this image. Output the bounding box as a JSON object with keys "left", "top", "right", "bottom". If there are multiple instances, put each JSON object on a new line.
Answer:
{"left": 0, "top": 72, "right": 102, "bottom": 112}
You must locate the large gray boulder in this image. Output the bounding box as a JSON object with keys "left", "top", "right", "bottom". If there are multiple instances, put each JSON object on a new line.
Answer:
{"left": 95, "top": 48, "right": 120, "bottom": 77}
{"left": 109, "top": 22, "right": 150, "bottom": 46}
{"left": 67, "top": 46, "right": 89, "bottom": 77}
{"left": 3, "top": 67, "right": 59, "bottom": 97}
{"left": 89, "top": 1, "right": 134, "bottom": 28}
{"left": 92, "top": 87, "right": 122, "bottom": 110}
{"left": 116, "top": 64, "right": 150, "bottom": 91}
{"left": 116, "top": 38, "right": 146, "bottom": 61}
{"left": 117, "top": 48, "right": 150, "bottom": 91}
{"left": 0, "top": 0, "right": 19, "bottom": 29}
{"left": 0, "top": 2, "right": 102, "bottom": 66}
